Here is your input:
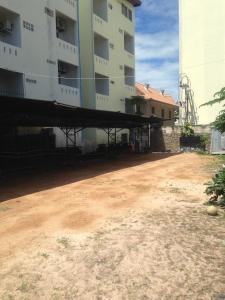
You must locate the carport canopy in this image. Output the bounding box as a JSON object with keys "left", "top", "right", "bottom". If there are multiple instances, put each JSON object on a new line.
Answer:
{"left": 0, "top": 96, "right": 162, "bottom": 129}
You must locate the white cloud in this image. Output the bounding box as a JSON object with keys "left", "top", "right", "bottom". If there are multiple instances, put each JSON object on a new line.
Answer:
{"left": 135, "top": 31, "right": 178, "bottom": 61}
{"left": 139, "top": 0, "right": 178, "bottom": 19}
{"left": 135, "top": 0, "right": 179, "bottom": 99}
{"left": 136, "top": 60, "right": 179, "bottom": 100}
{"left": 135, "top": 31, "right": 179, "bottom": 99}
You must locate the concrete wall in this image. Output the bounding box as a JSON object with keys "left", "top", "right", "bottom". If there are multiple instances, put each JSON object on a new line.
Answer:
{"left": 150, "top": 125, "right": 212, "bottom": 152}
{"left": 180, "top": 0, "right": 225, "bottom": 125}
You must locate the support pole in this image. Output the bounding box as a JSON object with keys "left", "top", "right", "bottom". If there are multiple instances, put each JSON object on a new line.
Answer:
{"left": 148, "top": 124, "right": 151, "bottom": 151}
{"left": 114, "top": 128, "right": 117, "bottom": 145}
{"left": 107, "top": 128, "right": 110, "bottom": 151}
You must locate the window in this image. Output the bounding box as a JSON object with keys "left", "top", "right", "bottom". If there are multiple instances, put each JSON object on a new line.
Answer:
{"left": 122, "top": 3, "right": 132, "bottom": 21}
{"left": 124, "top": 66, "right": 135, "bottom": 86}
{"left": 161, "top": 109, "right": 165, "bottom": 118}
{"left": 124, "top": 32, "right": 134, "bottom": 54}
{"left": 169, "top": 110, "right": 172, "bottom": 119}
{"left": 128, "top": 9, "right": 132, "bottom": 21}
{"left": 122, "top": 4, "right": 128, "bottom": 17}
{"left": 152, "top": 107, "right": 155, "bottom": 115}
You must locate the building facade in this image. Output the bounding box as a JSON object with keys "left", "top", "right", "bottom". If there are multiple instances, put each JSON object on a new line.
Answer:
{"left": 179, "top": 0, "right": 225, "bottom": 125}
{"left": 0, "top": 0, "right": 81, "bottom": 146}
{"left": 126, "top": 83, "right": 178, "bottom": 126}
{"left": 79, "top": 0, "right": 141, "bottom": 150}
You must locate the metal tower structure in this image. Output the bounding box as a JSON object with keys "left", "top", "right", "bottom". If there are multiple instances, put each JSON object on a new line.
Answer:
{"left": 179, "top": 74, "right": 199, "bottom": 125}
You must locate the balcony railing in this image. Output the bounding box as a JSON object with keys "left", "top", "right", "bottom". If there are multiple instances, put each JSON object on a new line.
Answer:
{"left": 0, "top": 88, "right": 24, "bottom": 98}
{"left": 95, "top": 55, "right": 108, "bottom": 66}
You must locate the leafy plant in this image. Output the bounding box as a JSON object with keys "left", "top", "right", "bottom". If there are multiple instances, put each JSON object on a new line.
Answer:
{"left": 213, "top": 110, "right": 225, "bottom": 133}
{"left": 200, "top": 87, "right": 225, "bottom": 107}
{"left": 205, "top": 167, "right": 225, "bottom": 206}
{"left": 181, "top": 122, "right": 195, "bottom": 137}
{"left": 200, "top": 87, "right": 225, "bottom": 133}
{"left": 200, "top": 134, "right": 209, "bottom": 150}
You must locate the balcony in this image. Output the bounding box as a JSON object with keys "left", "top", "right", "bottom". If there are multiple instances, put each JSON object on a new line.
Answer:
{"left": 124, "top": 66, "right": 135, "bottom": 87}
{"left": 96, "top": 93, "right": 109, "bottom": 103}
{"left": 56, "top": 11, "right": 78, "bottom": 46}
{"left": 94, "top": 32, "right": 109, "bottom": 60}
{"left": 0, "top": 41, "right": 22, "bottom": 71}
{"left": 0, "top": 6, "right": 21, "bottom": 47}
{"left": 125, "top": 97, "right": 146, "bottom": 115}
{"left": 54, "top": 0, "right": 78, "bottom": 21}
{"left": 57, "top": 39, "right": 79, "bottom": 65}
{"left": 58, "top": 85, "right": 80, "bottom": 106}
{"left": 124, "top": 32, "right": 134, "bottom": 55}
{"left": 0, "top": 68, "right": 24, "bottom": 98}
{"left": 58, "top": 60, "right": 79, "bottom": 89}
{"left": 93, "top": 0, "right": 108, "bottom": 21}
{"left": 95, "top": 73, "right": 109, "bottom": 96}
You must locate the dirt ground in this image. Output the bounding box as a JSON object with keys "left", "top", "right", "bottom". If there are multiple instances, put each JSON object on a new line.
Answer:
{"left": 0, "top": 153, "right": 225, "bottom": 300}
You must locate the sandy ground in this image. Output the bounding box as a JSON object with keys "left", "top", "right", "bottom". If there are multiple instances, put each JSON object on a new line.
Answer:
{"left": 0, "top": 153, "right": 225, "bottom": 300}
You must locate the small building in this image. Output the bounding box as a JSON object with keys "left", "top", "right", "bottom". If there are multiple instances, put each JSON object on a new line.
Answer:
{"left": 126, "top": 83, "right": 178, "bottom": 126}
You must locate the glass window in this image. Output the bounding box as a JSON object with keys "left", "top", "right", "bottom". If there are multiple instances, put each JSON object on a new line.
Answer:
{"left": 128, "top": 9, "right": 132, "bottom": 21}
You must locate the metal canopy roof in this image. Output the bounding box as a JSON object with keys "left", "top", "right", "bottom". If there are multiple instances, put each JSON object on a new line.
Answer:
{"left": 0, "top": 96, "right": 162, "bottom": 129}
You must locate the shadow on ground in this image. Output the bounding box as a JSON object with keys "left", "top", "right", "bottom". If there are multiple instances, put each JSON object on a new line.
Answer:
{"left": 0, "top": 153, "right": 180, "bottom": 202}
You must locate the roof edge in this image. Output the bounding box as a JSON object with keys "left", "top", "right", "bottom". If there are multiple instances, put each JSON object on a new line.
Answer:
{"left": 127, "top": 0, "right": 142, "bottom": 7}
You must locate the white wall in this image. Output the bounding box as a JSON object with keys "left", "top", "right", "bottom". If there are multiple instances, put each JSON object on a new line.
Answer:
{"left": 180, "top": 0, "right": 225, "bottom": 125}
{"left": 0, "top": 0, "right": 80, "bottom": 106}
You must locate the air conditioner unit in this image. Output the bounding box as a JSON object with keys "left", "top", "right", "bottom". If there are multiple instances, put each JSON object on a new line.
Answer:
{"left": 0, "top": 20, "right": 13, "bottom": 34}
{"left": 56, "top": 17, "right": 66, "bottom": 32}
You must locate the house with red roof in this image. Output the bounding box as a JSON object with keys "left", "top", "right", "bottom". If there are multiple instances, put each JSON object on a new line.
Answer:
{"left": 126, "top": 83, "right": 178, "bottom": 126}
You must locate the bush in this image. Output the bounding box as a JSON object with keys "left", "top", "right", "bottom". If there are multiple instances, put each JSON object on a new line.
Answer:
{"left": 205, "top": 167, "right": 225, "bottom": 206}
{"left": 181, "top": 123, "right": 195, "bottom": 137}
{"left": 200, "top": 134, "right": 209, "bottom": 150}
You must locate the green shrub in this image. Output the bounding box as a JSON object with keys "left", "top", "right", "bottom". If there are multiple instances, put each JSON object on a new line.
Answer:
{"left": 205, "top": 167, "right": 225, "bottom": 205}
{"left": 200, "top": 134, "right": 209, "bottom": 150}
{"left": 181, "top": 123, "right": 195, "bottom": 137}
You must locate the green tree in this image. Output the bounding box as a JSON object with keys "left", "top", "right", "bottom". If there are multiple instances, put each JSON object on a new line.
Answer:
{"left": 200, "top": 87, "right": 225, "bottom": 133}
{"left": 200, "top": 87, "right": 225, "bottom": 107}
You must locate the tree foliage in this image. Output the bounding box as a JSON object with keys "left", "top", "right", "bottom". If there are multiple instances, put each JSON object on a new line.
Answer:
{"left": 213, "top": 110, "right": 225, "bottom": 133}
{"left": 181, "top": 122, "right": 195, "bottom": 137}
{"left": 205, "top": 167, "right": 225, "bottom": 206}
{"left": 200, "top": 87, "right": 225, "bottom": 107}
{"left": 200, "top": 87, "right": 225, "bottom": 133}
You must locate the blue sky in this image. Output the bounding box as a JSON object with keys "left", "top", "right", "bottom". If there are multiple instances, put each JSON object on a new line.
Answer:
{"left": 135, "top": 0, "right": 179, "bottom": 100}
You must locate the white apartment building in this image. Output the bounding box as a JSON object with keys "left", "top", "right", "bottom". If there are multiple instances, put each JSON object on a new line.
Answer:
{"left": 180, "top": 0, "right": 225, "bottom": 125}
{"left": 0, "top": 0, "right": 81, "bottom": 146}
{"left": 79, "top": 0, "right": 141, "bottom": 150}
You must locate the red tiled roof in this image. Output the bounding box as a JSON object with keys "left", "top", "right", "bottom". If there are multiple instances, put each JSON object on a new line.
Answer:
{"left": 136, "top": 83, "right": 176, "bottom": 106}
